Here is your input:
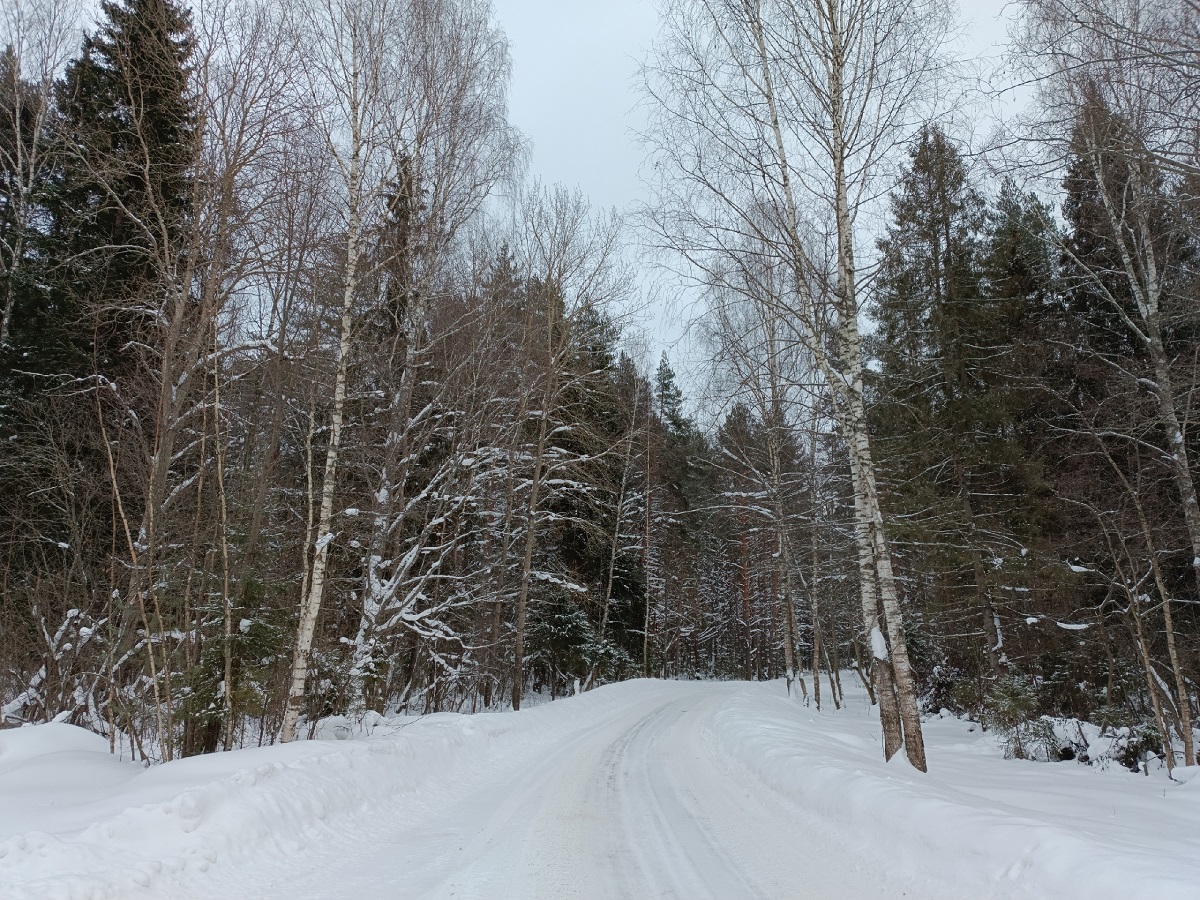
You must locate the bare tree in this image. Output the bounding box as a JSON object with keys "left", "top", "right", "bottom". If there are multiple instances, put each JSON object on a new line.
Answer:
{"left": 0, "top": 0, "right": 80, "bottom": 349}
{"left": 504, "top": 185, "right": 630, "bottom": 710}
{"left": 1015, "top": 0, "right": 1200, "bottom": 179}
{"left": 281, "top": 0, "right": 522, "bottom": 740}
{"left": 280, "top": 0, "right": 408, "bottom": 743}
{"left": 342, "top": 0, "right": 522, "bottom": 714}
{"left": 643, "top": 0, "right": 953, "bottom": 770}
{"left": 705, "top": 249, "right": 817, "bottom": 698}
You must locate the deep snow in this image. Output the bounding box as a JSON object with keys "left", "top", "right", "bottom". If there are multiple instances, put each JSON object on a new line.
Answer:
{"left": 1, "top": 678, "right": 1197, "bottom": 899}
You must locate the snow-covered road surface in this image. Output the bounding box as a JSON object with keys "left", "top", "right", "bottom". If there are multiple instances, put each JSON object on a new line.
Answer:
{"left": 2, "top": 679, "right": 1198, "bottom": 899}
{"left": 259, "top": 684, "right": 903, "bottom": 900}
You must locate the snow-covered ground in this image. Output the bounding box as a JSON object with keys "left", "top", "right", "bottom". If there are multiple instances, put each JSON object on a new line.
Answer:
{"left": 1, "top": 678, "right": 1197, "bottom": 899}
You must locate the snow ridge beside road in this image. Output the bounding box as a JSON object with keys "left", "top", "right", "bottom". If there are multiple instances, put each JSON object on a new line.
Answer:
{"left": 1, "top": 678, "right": 1197, "bottom": 899}
{"left": 0, "top": 682, "right": 680, "bottom": 899}
{"left": 710, "top": 686, "right": 1200, "bottom": 900}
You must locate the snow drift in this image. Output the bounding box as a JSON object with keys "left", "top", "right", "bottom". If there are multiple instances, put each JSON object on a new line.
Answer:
{"left": 0, "top": 679, "right": 1196, "bottom": 899}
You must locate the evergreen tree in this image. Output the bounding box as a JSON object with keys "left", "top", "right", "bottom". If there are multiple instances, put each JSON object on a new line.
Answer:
{"left": 644, "top": 355, "right": 719, "bottom": 676}
{"left": 870, "top": 127, "right": 1040, "bottom": 687}
{"left": 655, "top": 352, "right": 687, "bottom": 433}
{"left": 45, "top": 0, "right": 196, "bottom": 378}
{"left": 654, "top": 354, "right": 711, "bottom": 513}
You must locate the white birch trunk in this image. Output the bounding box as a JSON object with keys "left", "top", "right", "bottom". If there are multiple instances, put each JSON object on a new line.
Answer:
{"left": 280, "top": 98, "right": 363, "bottom": 743}
{"left": 742, "top": 0, "right": 926, "bottom": 767}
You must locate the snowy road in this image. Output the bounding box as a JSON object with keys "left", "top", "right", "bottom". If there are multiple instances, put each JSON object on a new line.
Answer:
{"left": 3, "top": 679, "right": 1198, "bottom": 899}
{"left": 248, "top": 683, "right": 903, "bottom": 900}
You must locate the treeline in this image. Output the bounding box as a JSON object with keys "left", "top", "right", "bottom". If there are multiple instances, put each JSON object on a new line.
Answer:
{"left": 643, "top": 0, "right": 1200, "bottom": 773}
{"left": 869, "top": 121, "right": 1198, "bottom": 770}
{"left": 2, "top": 0, "right": 1199, "bottom": 775}
{"left": 0, "top": 0, "right": 810, "bottom": 759}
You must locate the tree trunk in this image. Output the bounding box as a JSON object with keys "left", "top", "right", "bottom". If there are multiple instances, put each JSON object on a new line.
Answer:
{"left": 643, "top": 418, "right": 654, "bottom": 678}
{"left": 597, "top": 390, "right": 640, "bottom": 653}
{"left": 280, "top": 131, "right": 362, "bottom": 743}
{"left": 809, "top": 425, "right": 823, "bottom": 710}
{"left": 851, "top": 491, "right": 902, "bottom": 759}
{"left": 511, "top": 418, "right": 547, "bottom": 711}
{"left": 954, "top": 471, "right": 1006, "bottom": 678}
{"left": 746, "top": 0, "right": 926, "bottom": 768}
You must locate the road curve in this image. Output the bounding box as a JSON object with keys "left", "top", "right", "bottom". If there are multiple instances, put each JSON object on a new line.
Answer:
{"left": 229, "top": 682, "right": 906, "bottom": 900}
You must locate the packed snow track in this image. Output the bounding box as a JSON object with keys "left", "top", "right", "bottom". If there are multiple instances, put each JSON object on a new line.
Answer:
{"left": 2, "top": 679, "right": 1198, "bottom": 899}
{"left": 287, "top": 684, "right": 898, "bottom": 900}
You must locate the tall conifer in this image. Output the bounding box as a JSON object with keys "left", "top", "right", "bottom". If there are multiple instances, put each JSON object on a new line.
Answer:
{"left": 48, "top": 0, "right": 196, "bottom": 377}
{"left": 871, "top": 127, "right": 1038, "bottom": 686}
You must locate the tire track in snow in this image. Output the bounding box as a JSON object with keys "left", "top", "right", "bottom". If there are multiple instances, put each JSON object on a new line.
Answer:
{"left": 142, "top": 682, "right": 916, "bottom": 899}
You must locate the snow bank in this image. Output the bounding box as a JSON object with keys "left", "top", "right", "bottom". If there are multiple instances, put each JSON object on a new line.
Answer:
{"left": 2, "top": 678, "right": 1196, "bottom": 899}
{"left": 709, "top": 683, "right": 1200, "bottom": 900}
{"left": 0, "top": 683, "right": 678, "bottom": 899}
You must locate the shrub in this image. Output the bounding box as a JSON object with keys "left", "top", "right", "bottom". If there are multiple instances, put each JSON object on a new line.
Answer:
{"left": 982, "top": 674, "right": 1059, "bottom": 761}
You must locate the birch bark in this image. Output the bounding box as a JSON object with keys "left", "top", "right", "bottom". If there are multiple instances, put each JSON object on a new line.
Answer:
{"left": 280, "top": 9, "right": 366, "bottom": 738}
{"left": 280, "top": 143, "right": 361, "bottom": 741}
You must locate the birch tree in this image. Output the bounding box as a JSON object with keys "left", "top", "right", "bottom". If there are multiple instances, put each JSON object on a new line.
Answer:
{"left": 0, "top": 0, "right": 79, "bottom": 352}
{"left": 281, "top": 0, "right": 401, "bottom": 741}
{"left": 644, "top": 0, "right": 953, "bottom": 770}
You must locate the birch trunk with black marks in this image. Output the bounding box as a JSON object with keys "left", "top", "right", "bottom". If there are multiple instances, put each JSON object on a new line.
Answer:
{"left": 280, "top": 11, "right": 367, "bottom": 739}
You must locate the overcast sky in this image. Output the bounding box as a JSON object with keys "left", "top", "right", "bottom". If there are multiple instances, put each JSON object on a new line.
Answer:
{"left": 492, "top": 0, "right": 1018, "bottom": 217}
{"left": 489, "top": 0, "right": 1022, "bottom": 361}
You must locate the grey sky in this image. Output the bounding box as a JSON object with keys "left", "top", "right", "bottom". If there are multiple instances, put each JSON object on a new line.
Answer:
{"left": 490, "top": 0, "right": 1022, "bottom": 365}
{"left": 492, "top": 0, "right": 1019, "bottom": 219}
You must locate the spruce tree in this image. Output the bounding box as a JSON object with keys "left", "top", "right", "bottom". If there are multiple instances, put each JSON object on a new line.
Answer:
{"left": 646, "top": 355, "right": 718, "bottom": 676}
{"left": 870, "top": 127, "right": 1038, "bottom": 689}
{"left": 46, "top": 0, "right": 196, "bottom": 378}
{"left": 654, "top": 354, "right": 711, "bottom": 512}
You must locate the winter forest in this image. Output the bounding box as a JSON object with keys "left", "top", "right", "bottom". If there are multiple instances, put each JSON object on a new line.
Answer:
{"left": 2, "top": 0, "right": 1200, "bottom": 797}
